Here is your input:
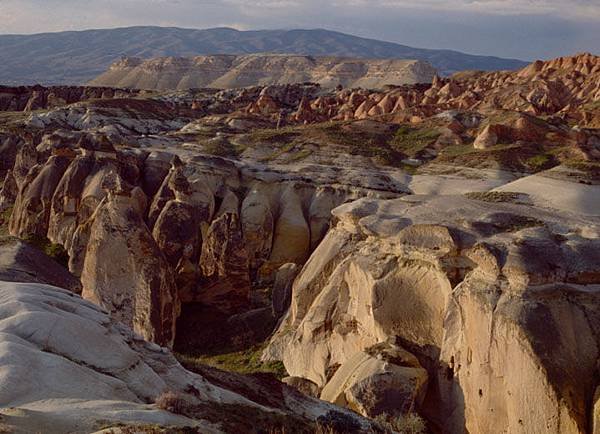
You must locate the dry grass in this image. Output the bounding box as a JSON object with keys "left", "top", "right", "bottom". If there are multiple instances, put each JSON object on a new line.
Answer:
{"left": 154, "top": 391, "right": 191, "bottom": 415}
{"left": 374, "top": 413, "right": 427, "bottom": 434}
{"left": 464, "top": 191, "right": 523, "bottom": 203}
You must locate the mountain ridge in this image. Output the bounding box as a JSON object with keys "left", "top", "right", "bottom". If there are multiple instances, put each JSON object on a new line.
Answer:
{"left": 0, "top": 26, "right": 529, "bottom": 85}
{"left": 89, "top": 54, "right": 438, "bottom": 90}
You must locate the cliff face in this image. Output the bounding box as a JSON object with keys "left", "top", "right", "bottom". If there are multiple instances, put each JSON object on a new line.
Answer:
{"left": 265, "top": 195, "right": 600, "bottom": 433}
{"left": 89, "top": 54, "right": 437, "bottom": 90}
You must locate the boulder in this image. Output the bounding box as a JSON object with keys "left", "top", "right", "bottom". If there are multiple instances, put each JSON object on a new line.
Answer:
{"left": 320, "top": 342, "right": 428, "bottom": 418}
{"left": 473, "top": 124, "right": 500, "bottom": 149}
{"left": 283, "top": 377, "right": 321, "bottom": 398}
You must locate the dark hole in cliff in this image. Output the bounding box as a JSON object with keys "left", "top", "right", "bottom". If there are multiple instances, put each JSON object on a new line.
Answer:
{"left": 174, "top": 302, "right": 278, "bottom": 355}
{"left": 446, "top": 356, "right": 455, "bottom": 380}
{"left": 479, "top": 389, "right": 483, "bottom": 397}
{"left": 325, "top": 363, "right": 341, "bottom": 382}
{"left": 174, "top": 303, "right": 233, "bottom": 353}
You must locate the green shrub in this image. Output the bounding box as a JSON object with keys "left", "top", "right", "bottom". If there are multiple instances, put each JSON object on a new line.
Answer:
{"left": 176, "top": 344, "right": 287, "bottom": 380}
{"left": 22, "top": 234, "right": 69, "bottom": 267}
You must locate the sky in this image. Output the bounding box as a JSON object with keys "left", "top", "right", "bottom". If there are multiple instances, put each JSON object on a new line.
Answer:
{"left": 0, "top": 0, "right": 598, "bottom": 60}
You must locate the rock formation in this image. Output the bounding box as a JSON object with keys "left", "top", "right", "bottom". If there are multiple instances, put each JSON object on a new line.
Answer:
{"left": 0, "top": 52, "right": 598, "bottom": 433}
{"left": 265, "top": 195, "right": 600, "bottom": 433}
{"left": 0, "top": 281, "right": 378, "bottom": 433}
{"left": 90, "top": 54, "right": 437, "bottom": 90}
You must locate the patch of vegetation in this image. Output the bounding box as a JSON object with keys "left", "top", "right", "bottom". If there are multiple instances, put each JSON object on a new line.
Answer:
{"left": 285, "top": 148, "right": 313, "bottom": 163}
{"left": 259, "top": 141, "right": 297, "bottom": 162}
{"left": 248, "top": 127, "right": 299, "bottom": 144}
{"left": 437, "top": 142, "right": 561, "bottom": 173}
{"left": 22, "top": 234, "right": 69, "bottom": 267}
{"left": 525, "top": 153, "right": 554, "bottom": 172}
{"left": 390, "top": 125, "right": 441, "bottom": 157}
{"left": 374, "top": 413, "right": 427, "bottom": 434}
{"left": 563, "top": 159, "right": 600, "bottom": 181}
{"left": 0, "top": 206, "right": 12, "bottom": 238}
{"left": 200, "top": 137, "right": 246, "bottom": 157}
{"left": 176, "top": 344, "right": 287, "bottom": 380}
{"left": 95, "top": 422, "right": 197, "bottom": 434}
{"left": 464, "top": 191, "right": 524, "bottom": 203}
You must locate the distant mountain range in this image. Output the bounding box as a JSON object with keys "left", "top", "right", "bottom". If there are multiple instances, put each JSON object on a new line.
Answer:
{"left": 0, "top": 26, "right": 529, "bottom": 86}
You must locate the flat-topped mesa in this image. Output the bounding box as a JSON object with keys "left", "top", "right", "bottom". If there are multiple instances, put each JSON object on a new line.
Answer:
{"left": 89, "top": 54, "right": 437, "bottom": 90}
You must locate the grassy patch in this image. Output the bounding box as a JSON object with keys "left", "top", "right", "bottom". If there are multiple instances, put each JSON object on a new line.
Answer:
{"left": 563, "top": 159, "right": 600, "bottom": 181}
{"left": 248, "top": 127, "right": 299, "bottom": 144}
{"left": 176, "top": 344, "right": 287, "bottom": 380}
{"left": 285, "top": 148, "right": 313, "bottom": 163}
{"left": 202, "top": 138, "right": 245, "bottom": 157}
{"left": 390, "top": 125, "right": 440, "bottom": 157}
{"left": 22, "top": 234, "right": 69, "bottom": 267}
{"left": 465, "top": 191, "right": 524, "bottom": 203}
{"left": 0, "top": 207, "right": 12, "bottom": 238}
{"left": 94, "top": 422, "right": 197, "bottom": 434}
{"left": 525, "top": 154, "right": 553, "bottom": 172}
{"left": 259, "top": 142, "right": 297, "bottom": 162}
{"left": 437, "top": 142, "right": 562, "bottom": 173}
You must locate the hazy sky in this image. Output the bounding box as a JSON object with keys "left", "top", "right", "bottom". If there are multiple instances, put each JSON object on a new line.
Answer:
{"left": 0, "top": 0, "right": 598, "bottom": 60}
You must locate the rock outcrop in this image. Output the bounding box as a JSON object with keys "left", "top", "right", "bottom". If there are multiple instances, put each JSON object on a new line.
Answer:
{"left": 0, "top": 281, "right": 378, "bottom": 434}
{"left": 266, "top": 195, "right": 600, "bottom": 433}
{"left": 0, "top": 85, "right": 138, "bottom": 112}
{"left": 3, "top": 125, "right": 382, "bottom": 348}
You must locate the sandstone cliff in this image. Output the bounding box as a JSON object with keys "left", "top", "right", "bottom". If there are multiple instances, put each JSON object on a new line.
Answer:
{"left": 265, "top": 195, "right": 600, "bottom": 433}
{"left": 89, "top": 54, "right": 437, "bottom": 90}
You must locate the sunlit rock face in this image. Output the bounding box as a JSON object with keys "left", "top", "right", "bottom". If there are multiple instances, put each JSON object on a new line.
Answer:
{"left": 266, "top": 195, "right": 600, "bottom": 433}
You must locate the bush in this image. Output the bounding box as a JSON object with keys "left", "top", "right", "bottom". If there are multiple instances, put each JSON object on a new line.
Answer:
{"left": 154, "top": 391, "right": 191, "bottom": 415}
{"left": 374, "top": 413, "right": 427, "bottom": 434}
{"left": 22, "top": 234, "right": 70, "bottom": 268}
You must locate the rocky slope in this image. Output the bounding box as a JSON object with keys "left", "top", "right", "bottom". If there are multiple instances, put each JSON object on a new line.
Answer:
{"left": 0, "top": 281, "right": 379, "bottom": 434}
{"left": 0, "top": 53, "right": 598, "bottom": 433}
{"left": 0, "top": 26, "right": 528, "bottom": 85}
{"left": 90, "top": 55, "right": 437, "bottom": 90}
{"left": 0, "top": 85, "right": 138, "bottom": 112}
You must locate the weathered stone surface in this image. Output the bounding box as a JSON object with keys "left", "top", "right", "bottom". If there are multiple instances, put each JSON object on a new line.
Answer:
{"left": 320, "top": 342, "right": 428, "bottom": 418}
{"left": 272, "top": 263, "right": 300, "bottom": 317}
{"left": 0, "top": 281, "right": 377, "bottom": 434}
{"left": 0, "top": 239, "right": 80, "bottom": 292}
{"left": 198, "top": 212, "right": 251, "bottom": 312}
{"left": 79, "top": 174, "right": 179, "bottom": 347}
{"left": 267, "top": 195, "right": 600, "bottom": 434}
{"left": 269, "top": 185, "right": 311, "bottom": 268}
{"left": 283, "top": 377, "right": 321, "bottom": 398}
{"left": 9, "top": 155, "right": 73, "bottom": 238}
